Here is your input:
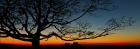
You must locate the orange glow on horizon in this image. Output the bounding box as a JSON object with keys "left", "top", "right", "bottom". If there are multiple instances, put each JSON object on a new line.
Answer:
{"left": 1, "top": 33, "right": 140, "bottom": 46}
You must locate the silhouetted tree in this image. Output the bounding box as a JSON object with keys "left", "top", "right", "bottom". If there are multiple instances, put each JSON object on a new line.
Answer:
{"left": 71, "top": 42, "right": 82, "bottom": 49}
{"left": 0, "top": 0, "right": 134, "bottom": 48}
{"left": 63, "top": 42, "right": 82, "bottom": 49}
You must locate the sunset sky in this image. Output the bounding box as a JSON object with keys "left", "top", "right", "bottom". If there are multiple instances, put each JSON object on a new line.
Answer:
{"left": 0, "top": 0, "right": 140, "bottom": 46}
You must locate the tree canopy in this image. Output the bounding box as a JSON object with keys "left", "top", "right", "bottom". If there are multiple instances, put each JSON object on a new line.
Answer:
{"left": 0, "top": 0, "right": 135, "bottom": 48}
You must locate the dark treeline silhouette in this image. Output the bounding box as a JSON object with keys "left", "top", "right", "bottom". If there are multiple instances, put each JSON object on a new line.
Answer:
{"left": 0, "top": 0, "right": 135, "bottom": 48}
{"left": 63, "top": 42, "right": 82, "bottom": 49}
{"left": 0, "top": 43, "right": 140, "bottom": 49}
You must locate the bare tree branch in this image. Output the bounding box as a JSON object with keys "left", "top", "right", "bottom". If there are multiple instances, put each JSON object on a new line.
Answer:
{"left": 1, "top": 0, "right": 132, "bottom": 48}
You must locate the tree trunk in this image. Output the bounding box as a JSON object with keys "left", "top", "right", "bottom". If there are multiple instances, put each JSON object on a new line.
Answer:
{"left": 32, "top": 32, "right": 40, "bottom": 49}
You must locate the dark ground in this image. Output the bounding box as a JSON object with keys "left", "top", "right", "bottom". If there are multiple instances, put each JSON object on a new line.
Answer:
{"left": 0, "top": 43, "right": 140, "bottom": 49}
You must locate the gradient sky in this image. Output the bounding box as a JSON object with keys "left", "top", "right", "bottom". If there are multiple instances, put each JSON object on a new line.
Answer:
{"left": 78, "top": 0, "right": 140, "bottom": 43}
{"left": 0, "top": 0, "right": 140, "bottom": 46}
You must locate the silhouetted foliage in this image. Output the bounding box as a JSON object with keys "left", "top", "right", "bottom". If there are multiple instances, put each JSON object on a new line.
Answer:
{"left": 63, "top": 42, "right": 82, "bottom": 49}
{"left": 0, "top": 0, "right": 134, "bottom": 48}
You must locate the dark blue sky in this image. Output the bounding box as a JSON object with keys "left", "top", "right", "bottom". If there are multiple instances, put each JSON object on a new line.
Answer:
{"left": 79, "top": 0, "right": 140, "bottom": 32}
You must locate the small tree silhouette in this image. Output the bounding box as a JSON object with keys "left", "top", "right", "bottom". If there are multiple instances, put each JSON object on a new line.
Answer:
{"left": 0, "top": 0, "right": 135, "bottom": 48}
{"left": 63, "top": 42, "right": 82, "bottom": 49}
